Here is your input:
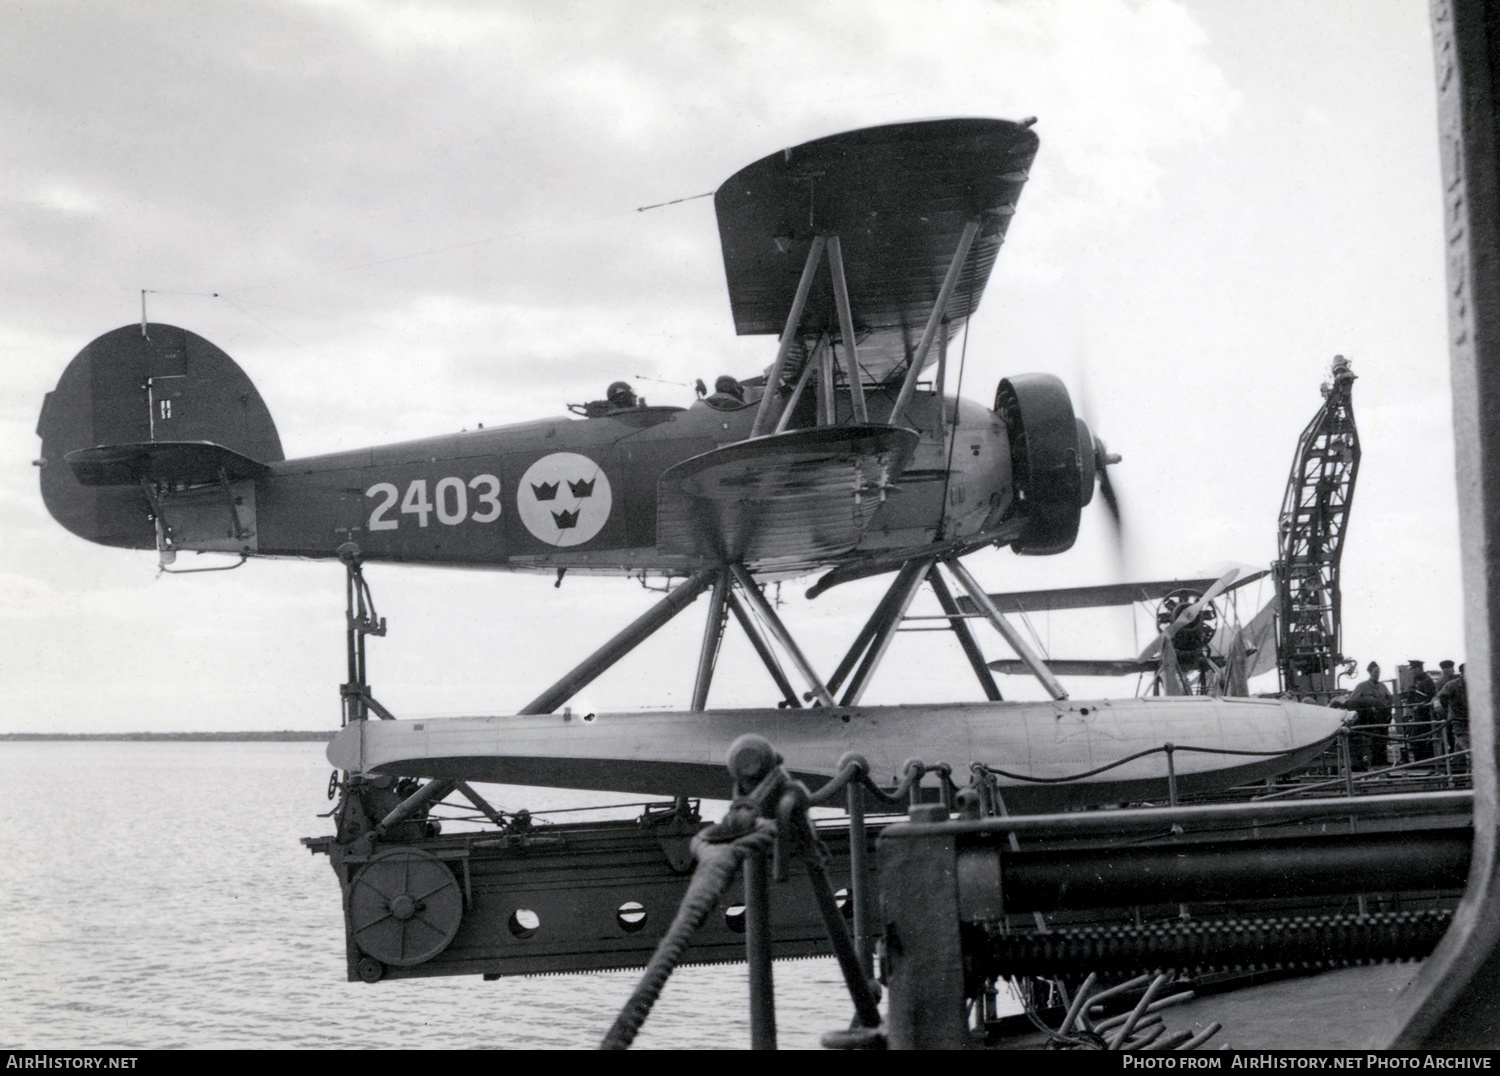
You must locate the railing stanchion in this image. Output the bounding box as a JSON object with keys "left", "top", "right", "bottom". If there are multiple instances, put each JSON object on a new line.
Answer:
{"left": 847, "top": 774, "right": 872, "bottom": 979}
{"left": 1443, "top": 721, "right": 1455, "bottom": 786}
{"left": 745, "top": 848, "right": 777, "bottom": 1049}
{"left": 1340, "top": 726, "right": 1356, "bottom": 798}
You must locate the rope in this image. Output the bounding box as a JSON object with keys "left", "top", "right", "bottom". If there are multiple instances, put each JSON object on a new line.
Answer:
{"left": 806, "top": 756, "right": 931, "bottom": 807}
{"left": 805, "top": 758, "right": 865, "bottom": 805}
{"left": 599, "top": 820, "right": 775, "bottom": 1050}
{"left": 601, "top": 749, "right": 888, "bottom": 1049}
{"left": 980, "top": 741, "right": 1297, "bottom": 785}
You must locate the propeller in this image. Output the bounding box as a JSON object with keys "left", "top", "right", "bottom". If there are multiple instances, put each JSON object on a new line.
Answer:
{"left": 1093, "top": 433, "right": 1123, "bottom": 531}
{"left": 1074, "top": 419, "right": 1125, "bottom": 562}
{"left": 1160, "top": 569, "right": 1239, "bottom": 642}
{"left": 1073, "top": 365, "right": 1125, "bottom": 559}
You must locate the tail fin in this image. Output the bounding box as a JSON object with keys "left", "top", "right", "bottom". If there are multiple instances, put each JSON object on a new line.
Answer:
{"left": 36, "top": 324, "right": 283, "bottom": 552}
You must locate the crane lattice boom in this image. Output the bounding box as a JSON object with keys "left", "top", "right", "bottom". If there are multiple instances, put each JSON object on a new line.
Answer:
{"left": 1273, "top": 358, "right": 1360, "bottom": 698}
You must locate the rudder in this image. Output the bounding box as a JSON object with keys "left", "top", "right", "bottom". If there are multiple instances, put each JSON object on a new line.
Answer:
{"left": 36, "top": 324, "right": 283, "bottom": 550}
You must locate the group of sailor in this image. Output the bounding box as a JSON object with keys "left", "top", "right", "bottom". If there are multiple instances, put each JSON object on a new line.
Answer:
{"left": 1333, "top": 659, "right": 1468, "bottom": 771}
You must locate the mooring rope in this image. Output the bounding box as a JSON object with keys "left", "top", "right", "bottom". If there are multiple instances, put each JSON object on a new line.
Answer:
{"left": 599, "top": 819, "right": 776, "bottom": 1050}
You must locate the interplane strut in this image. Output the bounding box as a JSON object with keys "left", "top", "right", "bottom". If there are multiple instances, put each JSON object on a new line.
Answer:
{"left": 751, "top": 236, "right": 827, "bottom": 438}
{"left": 825, "top": 236, "right": 868, "bottom": 424}
{"left": 888, "top": 220, "right": 980, "bottom": 428}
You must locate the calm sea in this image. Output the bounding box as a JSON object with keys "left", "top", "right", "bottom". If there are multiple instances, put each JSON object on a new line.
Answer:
{"left": 1, "top": 740, "right": 889, "bottom": 1050}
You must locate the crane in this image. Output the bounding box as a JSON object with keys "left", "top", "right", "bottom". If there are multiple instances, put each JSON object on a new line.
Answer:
{"left": 1273, "top": 357, "right": 1360, "bottom": 699}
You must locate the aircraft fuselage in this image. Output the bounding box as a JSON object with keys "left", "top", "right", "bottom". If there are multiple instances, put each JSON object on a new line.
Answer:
{"left": 256, "top": 391, "right": 1011, "bottom": 572}
{"left": 36, "top": 323, "right": 1017, "bottom": 575}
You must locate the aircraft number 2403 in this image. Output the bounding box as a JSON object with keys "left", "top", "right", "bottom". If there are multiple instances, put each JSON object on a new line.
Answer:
{"left": 364, "top": 476, "right": 502, "bottom": 531}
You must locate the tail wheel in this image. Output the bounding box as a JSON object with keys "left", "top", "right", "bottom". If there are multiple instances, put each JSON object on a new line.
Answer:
{"left": 994, "top": 374, "right": 1082, "bottom": 555}
{"left": 348, "top": 847, "right": 463, "bottom": 967}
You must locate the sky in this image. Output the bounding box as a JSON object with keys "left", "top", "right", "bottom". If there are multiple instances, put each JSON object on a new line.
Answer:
{"left": 0, "top": 0, "right": 1462, "bottom": 733}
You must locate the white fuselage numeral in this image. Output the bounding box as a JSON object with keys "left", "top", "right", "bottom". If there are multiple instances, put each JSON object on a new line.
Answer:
{"left": 366, "top": 474, "right": 501, "bottom": 531}
{"left": 468, "top": 474, "right": 501, "bottom": 523}
{"left": 366, "top": 483, "right": 399, "bottom": 531}
{"left": 401, "top": 479, "right": 433, "bottom": 527}
{"left": 434, "top": 476, "right": 466, "bottom": 525}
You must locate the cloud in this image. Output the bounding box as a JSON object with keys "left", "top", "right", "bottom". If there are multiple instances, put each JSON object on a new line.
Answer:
{"left": 0, "top": 0, "right": 1239, "bottom": 329}
{"left": 0, "top": 1, "right": 1462, "bottom": 731}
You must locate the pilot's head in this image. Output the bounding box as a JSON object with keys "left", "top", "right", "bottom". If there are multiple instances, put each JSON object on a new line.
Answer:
{"left": 607, "top": 381, "right": 636, "bottom": 408}
{"left": 714, "top": 375, "right": 744, "bottom": 401}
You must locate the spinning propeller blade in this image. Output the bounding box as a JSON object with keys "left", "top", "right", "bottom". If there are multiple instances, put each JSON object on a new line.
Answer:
{"left": 1095, "top": 434, "right": 1123, "bottom": 532}
{"left": 1162, "top": 568, "right": 1239, "bottom": 640}
{"left": 1074, "top": 366, "right": 1126, "bottom": 562}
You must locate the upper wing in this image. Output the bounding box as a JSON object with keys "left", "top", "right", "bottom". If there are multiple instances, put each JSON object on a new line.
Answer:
{"left": 656, "top": 425, "right": 917, "bottom": 569}
{"left": 714, "top": 118, "right": 1039, "bottom": 383}
{"left": 957, "top": 574, "right": 1272, "bottom": 615}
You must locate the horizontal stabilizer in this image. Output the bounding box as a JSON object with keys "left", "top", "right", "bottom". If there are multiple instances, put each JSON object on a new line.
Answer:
{"left": 657, "top": 425, "right": 916, "bottom": 567}
{"left": 66, "top": 441, "right": 271, "bottom": 487}
{"left": 959, "top": 570, "right": 1272, "bottom": 615}
{"left": 988, "top": 658, "right": 1157, "bottom": 677}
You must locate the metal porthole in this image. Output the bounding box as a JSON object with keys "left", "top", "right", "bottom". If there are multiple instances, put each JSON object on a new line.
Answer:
{"left": 508, "top": 908, "right": 541, "bottom": 939}
{"left": 616, "top": 901, "right": 648, "bottom": 934}
{"left": 348, "top": 847, "right": 463, "bottom": 967}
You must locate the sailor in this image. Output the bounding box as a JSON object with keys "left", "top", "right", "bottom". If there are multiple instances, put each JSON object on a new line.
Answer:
{"left": 1436, "top": 662, "right": 1470, "bottom": 771}
{"left": 606, "top": 381, "right": 638, "bottom": 410}
{"left": 704, "top": 375, "right": 746, "bottom": 410}
{"left": 1333, "top": 661, "right": 1392, "bottom": 771}
{"left": 1401, "top": 660, "right": 1439, "bottom": 765}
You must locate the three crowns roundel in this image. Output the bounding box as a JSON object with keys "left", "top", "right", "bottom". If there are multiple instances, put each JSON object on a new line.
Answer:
{"left": 516, "top": 452, "right": 613, "bottom": 547}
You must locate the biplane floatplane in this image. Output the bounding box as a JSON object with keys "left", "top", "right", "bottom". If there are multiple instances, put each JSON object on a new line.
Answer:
{"left": 35, "top": 118, "right": 1340, "bottom": 808}
{"left": 975, "top": 568, "right": 1279, "bottom": 696}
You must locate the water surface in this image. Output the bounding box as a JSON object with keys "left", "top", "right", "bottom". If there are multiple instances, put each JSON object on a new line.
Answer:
{"left": 1, "top": 741, "right": 875, "bottom": 1049}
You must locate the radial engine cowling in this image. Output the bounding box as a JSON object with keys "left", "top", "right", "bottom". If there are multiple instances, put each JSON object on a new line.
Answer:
{"left": 994, "top": 373, "right": 1095, "bottom": 555}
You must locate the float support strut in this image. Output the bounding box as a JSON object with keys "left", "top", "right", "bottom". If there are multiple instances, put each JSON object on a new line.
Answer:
{"left": 691, "top": 569, "right": 730, "bottom": 712}
{"left": 927, "top": 564, "right": 1002, "bottom": 700}
{"left": 727, "top": 590, "right": 803, "bottom": 708}
{"left": 827, "top": 563, "right": 922, "bottom": 696}
{"left": 841, "top": 558, "right": 933, "bottom": 707}
{"left": 341, "top": 554, "right": 390, "bottom": 723}
{"left": 943, "top": 557, "right": 1067, "bottom": 700}
{"left": 519, "top": 568, "right": 717, "bottom": 715}
{"left": 729, "top": 564, "right": 835, "bottom": 707}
